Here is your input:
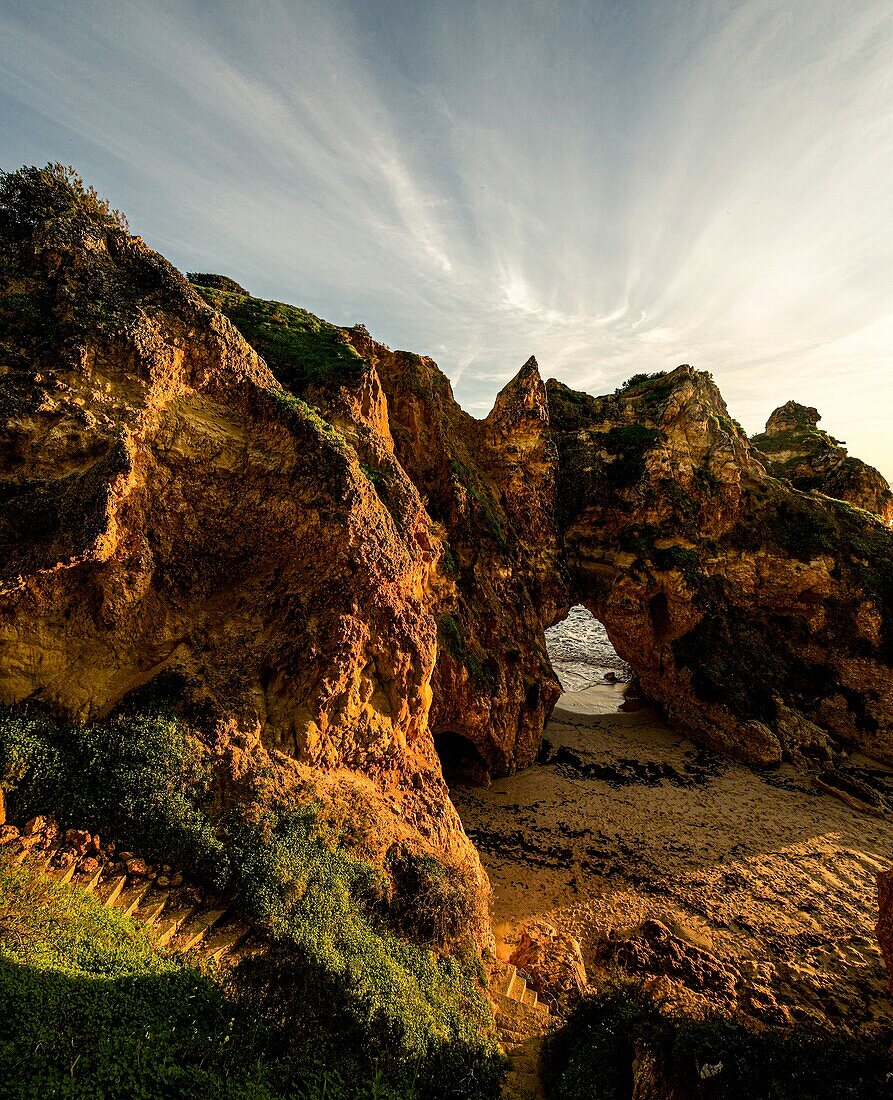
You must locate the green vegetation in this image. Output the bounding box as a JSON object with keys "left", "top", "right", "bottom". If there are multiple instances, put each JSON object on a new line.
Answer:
{"left": 264, "top": 386, "right": 347, "bottom": 450}
{"left": 0, "top": 710, "right": 221, "bottom": 874}
{"left": 438, "top": 613, "right": 493, "bottom": 688}
{"left": 650, "top": 545, "right": 701, "bottom": 586}
{"left": 386, "top": 851, "right": 479, "bottom": 949}
{"left": 749, "top": 428, "right": 811, "bottom": 456}
{"left": 440, "top": 542, "right": 460, "bottom": 578}
{"left": 196, "top": 286, "right": 366, "bottom": 394}
{"left": 360, "top": 462, "right": 388, "bottom": 490}
{"left": 447, "top": 458, "right": 506, "bottom": 546}
{"left": 543, "top": 981, "right": 892, "bottom": 1100}
{"left": 0, "top": 853, "right": 267, "bottom": 1098}
{"left": 599, "top": 425, "right": 662, "bottom": 489}
{"left": 614, "top": 371, "right": 677, "bottom": 411}
{"left": 0, "top": 163, "right": 128, "bottom": 240}
{"left": 187, "top": 272, "right": 248, "bottom": 294}
{"left": 674, "top": 607, "right": 803, "bottom": 723}
{"left": 614, "top": 371, "right": 667, "bottom": 394}
{"left": 0, "top": 708, "right": 504, "bottom": 1099}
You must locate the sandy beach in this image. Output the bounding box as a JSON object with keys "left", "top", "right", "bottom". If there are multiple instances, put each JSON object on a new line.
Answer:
{"left": 452, "top": 686, "right": 893, "bottom": 1030}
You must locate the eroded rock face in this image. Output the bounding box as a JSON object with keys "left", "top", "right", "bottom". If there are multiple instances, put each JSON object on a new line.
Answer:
{"left": 878, "top": 869, "right": 893, "bottom": 993}
{"left": 354, "top": 343, "right": 568, "bottom": 775}
{"left": 550, "top": 369, "right": 893, "bottom": 766}
{"left": 0, "top": 179, "right": 488, "bottom": 930}
{"left": 4, "top": 170, "right": 893, "bottom": 834}
{"left": 201, "top": 292, "right": 570, "bottom": 776}
{"left": 751, "top": 400, "right": 893, "bottom": 524}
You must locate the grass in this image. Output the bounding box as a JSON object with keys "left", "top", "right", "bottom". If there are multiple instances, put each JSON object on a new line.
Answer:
{"left": 0, "top": 853, "right": 270, "bottom": 1099}
{"left": 195, "top": 286, "right": 366, "bottom": 394}
{"left": 0, "top": 708, "right": 504, "bottom": 1099}
{"left": 542, "top": 981, "right": 893, "bottom": 1100}
{"left": 264, "top": 385, "right": 347, "bottom": 448}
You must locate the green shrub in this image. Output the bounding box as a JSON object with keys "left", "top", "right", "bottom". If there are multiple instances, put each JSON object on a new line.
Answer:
{"left": 0, "top": 163, "right": 128, "bottom": 241}
{"left": 0, "top": 709, "right": 223, "bottom": 876}
{"left": 386, "top": 850, "right": 479, "bottom": 948}
{"left": 543, "top": 982, "right": 893, "bottom": 1100}
{"left": 0, "top": 852, "right": 270, "bottom": 1099}
{"left": 187, "top": 272, "right": 248, "bottom": 294}
{"left": 614, "top": 371, "right": 667, "bottom": 394}
{"left": 0, "top": 852, "right": 499, "bottom": 1099}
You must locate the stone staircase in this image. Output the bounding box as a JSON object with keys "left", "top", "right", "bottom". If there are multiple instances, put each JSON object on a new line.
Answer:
{"left": 491, "top": 962, "right": 553, "bottom": 1100}
{"left": 3, "top": 819, "right": 267, "bottom": 967}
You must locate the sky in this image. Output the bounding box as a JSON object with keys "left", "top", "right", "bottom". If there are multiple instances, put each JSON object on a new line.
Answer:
{"left": 1, "top": 0, "right": 891, "bottom": 476}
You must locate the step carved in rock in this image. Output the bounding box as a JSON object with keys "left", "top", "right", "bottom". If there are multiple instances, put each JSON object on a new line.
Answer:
{"left": 136, "top": 894, "right": 169, "bottom": 927}
{"left": 202, "top": 921, "right": 251, "bottom": 964}
{"left": 100, "top": 874, "right": 128, "bottom": 908}
{"left": 80, "top": 865, "right": 105, "bottom": 894}
{"left": 173, "top": 909, "right": 229, "bottom": 954}
{"left": 117, "top": 881, "right": 154, "bottom": 917}
{"left": 155, "top": 906, "right": 198, "bottom": 947}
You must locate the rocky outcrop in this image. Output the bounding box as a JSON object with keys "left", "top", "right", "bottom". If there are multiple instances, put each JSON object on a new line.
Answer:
{"left": 550, "top": 369, "right": 893, "bottom": 766}
{"left": 0, "top": 168, "right": 488, "bottom": 935}
{"left": 751, "top": 400, "right": 893, "bottom": 524}
{"left": 507, "top": 920, "right": 587, "bottom": 1008}
{"left": 344, "top": 340, "right": 568, "bottom": 775}
{"left": 200, "top": 285, "right": 569, "bottom": 776}
{"left": 3, "top": 167, "right": 893, "bottom": 824}
{"left": 596, "top": 919, "right": 738, "bottom": 1004}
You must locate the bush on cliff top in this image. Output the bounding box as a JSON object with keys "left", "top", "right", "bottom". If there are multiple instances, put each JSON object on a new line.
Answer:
{"left": 0, "top": 163, "right": 128, "bottom": 240}
{"left": 0, "top": 708, "right": 504, "bottom": 1099}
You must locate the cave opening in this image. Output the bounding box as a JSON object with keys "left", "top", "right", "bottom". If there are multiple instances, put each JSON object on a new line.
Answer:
{"left": 545, "top": 604, "right": 632, "bottom": 695}
{"left": 433, "top": 730, "right": 490, "bottom": 786}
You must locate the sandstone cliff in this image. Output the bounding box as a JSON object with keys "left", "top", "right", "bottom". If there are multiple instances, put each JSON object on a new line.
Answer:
{"left": 550, "top": 369, "right": 893, "bottom": 765}
{"left": 199, "top": 283, "right": 568, "bottom": 775}
{"left": 751, "top": 400, "right": 893, "bottom": 524}
{"left": 0, "top": 166, "right": 487, "bottom": 932}
{"left": 3, "top": 166, "right": 893, "bottom": 827}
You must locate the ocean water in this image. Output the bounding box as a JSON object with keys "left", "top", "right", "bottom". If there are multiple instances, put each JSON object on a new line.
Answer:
{"left": 545, "top": 605, "right": 632, "bottom": 692}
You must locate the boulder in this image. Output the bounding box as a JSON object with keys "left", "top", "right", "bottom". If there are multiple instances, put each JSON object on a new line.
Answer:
{"left": 65, "top": 829, "right": 93, "bottom": 856}
{"left": 507, "top": 919, "right": 587, "bottom": 1007}
{"left": 597, "top": 919, "right": 738, "bottom": 1004}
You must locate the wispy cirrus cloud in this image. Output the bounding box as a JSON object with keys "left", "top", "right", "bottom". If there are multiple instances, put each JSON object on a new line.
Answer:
{"left": 1, "top": 0, "right": 890, "bottom": 472}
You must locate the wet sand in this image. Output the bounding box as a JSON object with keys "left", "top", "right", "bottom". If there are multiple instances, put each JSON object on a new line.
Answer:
{"left": 452, "top": 686, "right": 893, "bottom": 1028}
